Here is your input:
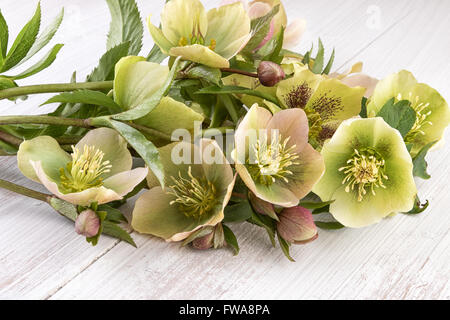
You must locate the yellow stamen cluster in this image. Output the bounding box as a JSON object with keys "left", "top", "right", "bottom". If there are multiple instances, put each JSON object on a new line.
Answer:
{"left": 399, "top": 92, "right": 433, "bottom": 142}
{"left": 339, "top": 149, "right": 388, "bottom": 202}
{"left": 177, "top": 22, "right": 216, "bottom": 51}
{"left": 59, "top": 145, "right": 112, "bottom": 193}
{"left": 248, "top": 132, "right": 300, "bottom": 186}
{"left": 168, "top": 167, "right": 217, "bottom": 219}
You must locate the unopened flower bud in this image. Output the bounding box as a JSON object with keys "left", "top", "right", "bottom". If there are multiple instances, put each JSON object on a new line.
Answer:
{"left": 277, "top": 206, "right": 318, "bottom": 244}
{"left": 258, "top": 61, "right": 285, "bottom": 87}
{"left": 192, "top": 229, "right": 215, "bottom": 250}
{"left": 248, "top": 192, "right": 278, "bottom": 221}
{"left": 75, "top": 209, "right": 100, "bottom": 238}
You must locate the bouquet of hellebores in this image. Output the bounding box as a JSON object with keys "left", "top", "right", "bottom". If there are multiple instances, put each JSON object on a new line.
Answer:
{"left": 0, "top": 0, "right": 448, "bottom": 261}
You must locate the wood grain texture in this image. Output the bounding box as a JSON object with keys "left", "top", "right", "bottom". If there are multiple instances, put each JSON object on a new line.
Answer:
{"left": 0, "top": 0, "right": 449, "bottom": 300}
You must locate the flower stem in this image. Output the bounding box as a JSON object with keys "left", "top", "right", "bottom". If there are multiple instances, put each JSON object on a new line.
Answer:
{"left": 0, "top": 178, "right": 50, "bottom": 202}
{"left": 0, "top": 130, "right": 22, "bottom": 146}
{"left": 221, "top": 68, "right": 258, "bottom": 78}
{"left": 0, "top": 115, "right": 92, "bottom": 127}
{"left": 0, "top": 81, "right": 114, "bottom": 100}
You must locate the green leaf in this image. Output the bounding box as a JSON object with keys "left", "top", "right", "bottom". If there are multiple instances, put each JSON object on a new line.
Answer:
{"left": 404, "top": 195, "right": 429, "bottom": 215}
{"left": 315, "top": 221, "right": 345, "bottom": 230}
{"left": 106, "top": 0, "right": 143, "bottom": 55}
{"left": 322, "top": 48, "right": 335, "bottom": 75}
{"left": 8, "top": 43, "right": 63, "bottom": 80}
{"left": 223, "top": 225, "right": 239, "bottom": 256}
{"left": 42, "top": 89, "right": 121, "bottom": 114}
{"left": 0, "top": 9, "right": 8, "bottom": 58}
{"left": 15, "top": 8, "right": 64, "bottom": 68}
{"left": 181, "top": 227, "right": 214, "bottom": 247}
{"left": 412, "top": 141, "right": 437, "bottom": 179}
{"left": 197, "top": 85, "right": 279, "bottom": 104}
{"left": 97, "top": 204, "right": 128, "bottom": 223}
{"left": 112, "top": 56, "right": 181, "bottom": 121}
{"left": 0, "top": 76, "right": 16, "bottom": 90}
{"left": 277, "top": 233, "right": 295, "bottom": 262}
{"left": 186, "top": 65, "right": 222, "bottom": 86}
{"left": 147, "top": 44, "right": 167, "bottom": 63}
{"left": 259, "top": 27, "right": 284, "bottom": 64}
{"left": 360, "top": 97, "right": 368, "bottom": 118}
{"left": 299, "top": 200, "right": 334, "bottom": 210}
{"left": 311, "top": 38, "right": 325, "bottom": 74}
{"left": 301, "top": 45, "right": 313, "bottom": 65}
{"left": 1, "top": 3, "right": 41, "bottom": 72}
{"left": 88, "top": 42, "right": 130, "bottom": 82}
{"left": 377, "top": 98, "right": 416, "bottom": 137}
{"left": 248, "top": 212, "right": 276, "bottom": 247}
{"left": 108, "top": 119, "right": 165, "bottom": 187}
{"left": 242, "top": 5, "right": 280, "bottom": 56}
{"left": 223, "top": 200, "right": 253, "bottom": 223}
{"left": 49, "top": 197, "right": 78, "bottom": 221}
{"left": 102, "top": 220, "right": 137, "bottom": 247}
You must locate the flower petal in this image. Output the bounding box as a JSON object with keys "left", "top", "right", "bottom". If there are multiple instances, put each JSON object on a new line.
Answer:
{"left": 17, "top": 136, "right": 70, "bottom": 183}
{"left": 169, "top": 44, "right": 230, "bottom": 68}
{"left": 276, "top": 69, "right": 322, "bottom": 109}
{"left": 103, "top": 167, "right": 149, "bottom": 197}
{"left": 75, "top": 128, "right": 132, "bottom": 178}
{"left": 283, "top": 19, "right": 306, "bottom": 49}
{"left": 147, "top": 15, "right": 174, "bottom": 53}
{"left": 341, "top": 73, "right": 379, "bottom": 98}
{"left": 31, "top": 161, "right": 122, "bottom": 206}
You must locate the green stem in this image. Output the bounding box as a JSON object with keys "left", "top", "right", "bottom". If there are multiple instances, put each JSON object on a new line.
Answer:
{"left": 0, "top": 178, "right": 50, "bottom": 202}
{"left": 0, "top": 130, "right": 22, "bottom": 146}
{"left": 0, "top": 81, "right": 113, "bottom": 100}
{"left": 221, "top": 68, "right": 258, "bottom": 78}
{"left": 0, "top": 115, "right": 92, "bottom": 128}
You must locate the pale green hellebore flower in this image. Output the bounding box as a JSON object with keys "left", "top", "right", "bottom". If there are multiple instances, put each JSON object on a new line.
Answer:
{"left": 233, "top": 104, "right": 325, "bottom": 207}
{"left": 276, "top": 68, "right": 365, "bottom": 149}
{"left": 113, "top": 56, "right": 204, "bottom": 138}
{"left": 132, "top": 139, "right": 235, "bottom": 242}
{"left": 147, "top": 0, "right": 251, "bottom": 68}
{"left": 367, "top": 70, "right": 450, "bottom": 156}
{"left": 17, "top": 128, "right": 148, "bottom": 206}
{"left": 313, "top": 118, "right": 417, "bottom": 228}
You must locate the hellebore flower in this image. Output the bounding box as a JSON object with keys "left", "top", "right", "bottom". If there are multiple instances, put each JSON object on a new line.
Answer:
{"left": 147, "top": 0, "right": 251, "bottom": 68}
{"left": 329, "top": 62, "right": 379, "bottom": 98}
{"left": 233, "top": 104, "right": 325, "bottom": 207}
{"left": 75, "top": 209, "right": 100, "bottom": 238}
{"left": 132, "top": 139, "right": 235, "bottom": 242}
{"left": 366, "top": 70, "right": 450, "bottom": 156}
{"left": 276, "top": 68, "right": 365, "bottom": 149}
{"left": 114, "top": 56, "right": 204, "bottom": 138}
{"left": 17, "top": 128, "right": 148, "bottom": 206}
{"left": 277, "top": 206, "right": 318, "bottom": 244}
{"left": 313, "top": 118, "right": 417, "bottom": 228}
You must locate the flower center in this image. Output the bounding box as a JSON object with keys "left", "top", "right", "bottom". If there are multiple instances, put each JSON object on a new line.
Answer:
{"left": 398, "top": 92, "right": 433, "bottom": 143}
{"left": 247, "top": 132, "right": 299, "bottom": 186}
{"left": 59, "top": 145, "right": 112, "bottom": 193}
{"left": 339, "top": 149, "right": 388, "bottom": 202}
{"left": 177, "top": 23, "right": 216, "bottom": 50}
{"left": 168, "top": 167, "right": 217, "bottom": 219}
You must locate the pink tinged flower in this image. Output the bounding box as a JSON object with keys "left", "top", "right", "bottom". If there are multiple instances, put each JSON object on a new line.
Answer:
{"left": 75, "top": 209, "right": 100, "bottom": 238}
{"left": 283, "top": 19, "right": 306, "bottom": 50}
{"left": 232, "top": 104, "right": 325, "bottom": 207}
{"left": 17, "top": 128, "right": 149, "bottom": 206}
{"left": 192, "top": 229, "right": 215, "bottom": 250}
{"left": 257, "top": 61, "right": 285, "bottom": 87}
{"left": 277, "top": 206, "right": 318, "bottom": 244}
{"left": 341, "top": 74, "right": 379, "bottom": 98}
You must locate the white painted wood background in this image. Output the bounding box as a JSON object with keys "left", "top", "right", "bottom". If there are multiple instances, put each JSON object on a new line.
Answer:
{"left": 0, "top": 0, "right": 449, "bottom": 300}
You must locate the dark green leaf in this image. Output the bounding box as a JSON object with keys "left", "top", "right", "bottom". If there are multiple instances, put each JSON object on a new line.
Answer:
{"left": 102, "top": 220, "right": 137, "bottom": 247}
{"left": 42, "top": 89, "right": 121, "bottom": 114}
{"left": 259, "top": 28, "right": 284, "bottom": 63}
{"left": 186, "top": 65, "right": 222, "bottom": 86}
{"left": 322, "top": 47, "right": 335, "bottom": 75}
{"left": 315, "top": 221, "right": 345, "bottom": 230}
{"left": 299, "top": 200, "right": 334, "bottom": 210}
{"left": 412, "top": 141, "right": 437, "bottom": 179}
{"left": 98, "top": 204, "right": 128, "bottom": 223}
{"left": 377, "top": 98, "right": 416, "bottom": 137}
{"left": 249, "top": 212, "right": 276, "bottom": 247}
{"left": 223, "top": 225, "right": 239, "bottom": 256}
{"left": 197, "top": 85, "right": 279, "bottom": 104}
{"left": 1, "top": 3, "right": 41, "bottom": 72}
{"left": 311, "top": 38, "right": 325, "bottom": 74}
{"left": 106, "top": 0, "right": 143, "bottom": 55}
{"left": 112, "top": 56, "right": 181, "bottom": 121}
{"left": 277, "top": 233, "right": 295, "bottom": 262}
{"left": 403, "top": 195, "right": 429, "bottom": 215}
{"left": 360, "top": 97, "right": 368, "bottom": 118}
{"left": 88, "top": 42, "right": 130, "bottom": 82}
{"left": 8, "top": 43, "right": 63, "bottom": 79}
{"left": 49, "top": 197, "right": 78, "bottom": 221}
{"left": 16, "top": 8, "right": 64, "bottom": 67}
{"left": 147, "top": 44, "right": 167, "bottom": 63}
{"left": 223, "top": 200, "right": 253, "bottom": 223}
{"left": 0, "top": 9, "right": 8, "bottom": 58}
{"left": 108, "top": 119, "right": 165, "bottom": 187}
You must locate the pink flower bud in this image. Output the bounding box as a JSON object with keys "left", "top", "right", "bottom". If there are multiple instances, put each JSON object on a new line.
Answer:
{"left": 248, "top": 192, "right": 278, "bottom": 220}
{"left": 257, "top": 61, "right": 286, "bottom": 87}
{"left": 277, "top": 206, "right": 318, "bottom": 244}
{"left": 75, "top": 209, "right": 100, "bottom": 238}
{"left": 192, "top": 230, "right": 215, "bottom": 250}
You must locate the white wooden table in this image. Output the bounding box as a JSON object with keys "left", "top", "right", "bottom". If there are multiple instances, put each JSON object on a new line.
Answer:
{"left": 0, "top": 0, "right": 449, "bottom": 300}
